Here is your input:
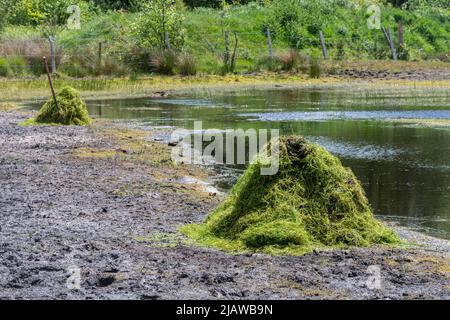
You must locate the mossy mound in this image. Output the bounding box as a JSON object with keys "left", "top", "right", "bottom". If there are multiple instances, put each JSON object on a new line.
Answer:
{"left": 182, "top": 136, "right": 400, "bottom": 255}
{"left": 33, "top": 86, "right": 91, "bottom": 125}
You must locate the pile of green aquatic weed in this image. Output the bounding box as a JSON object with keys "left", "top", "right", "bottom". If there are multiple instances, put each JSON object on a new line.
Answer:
{"left": 30, "top": 86, "right": 91, "bottom": 125}
{"left": 182, "top": 136, "right": 399, "bottom": 255}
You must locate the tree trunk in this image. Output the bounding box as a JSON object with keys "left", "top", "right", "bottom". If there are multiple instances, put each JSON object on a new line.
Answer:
{"left": 266, "top": 29, "right": 273, "bottom": 59}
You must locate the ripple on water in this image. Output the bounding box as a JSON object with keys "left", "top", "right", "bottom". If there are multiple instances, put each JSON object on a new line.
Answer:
{"left": 306, "top": 136, "right": 401, "bottom": 161}
{"left": 240, "top": 110, "right": 450, "bottom": 121}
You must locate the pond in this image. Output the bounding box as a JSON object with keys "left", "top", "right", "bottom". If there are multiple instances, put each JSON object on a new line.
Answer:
{"left": 31, "top": 87, "right": 450, "bottom": 239}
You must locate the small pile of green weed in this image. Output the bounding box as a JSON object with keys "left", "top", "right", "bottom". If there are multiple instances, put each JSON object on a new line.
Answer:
{"left": 30, "top": 86, "right": 91, "bottom": 125}
{"left": 182, "top": 136, "right": 399, "bottom": 255}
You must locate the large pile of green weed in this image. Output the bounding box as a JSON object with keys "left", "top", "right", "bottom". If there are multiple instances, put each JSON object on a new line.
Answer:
{"left": 34, "top": 86, "right": 91, "bottom": 125}
{"left": 182, "top": 136, "right": 399, "bottom": 255}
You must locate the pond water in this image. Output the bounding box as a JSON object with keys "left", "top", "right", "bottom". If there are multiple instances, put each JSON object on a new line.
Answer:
{"left": 30, "top": 87, "right": 450, "bottom": 239}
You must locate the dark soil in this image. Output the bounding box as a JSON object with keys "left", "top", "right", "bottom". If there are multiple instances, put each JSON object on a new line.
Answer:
{"left": 1, "top": 111, "right": 449, "bottom": 300}
{"left": 331, "top": 68, "right": 450, "bottom": 80}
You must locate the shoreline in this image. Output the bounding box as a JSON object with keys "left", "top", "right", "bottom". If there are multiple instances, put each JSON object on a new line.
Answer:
{"left": 1, "top": 63, "right": 449, "bottom": 104}
{"left": 0, "top": 109, "right": 448, "bottom": 299}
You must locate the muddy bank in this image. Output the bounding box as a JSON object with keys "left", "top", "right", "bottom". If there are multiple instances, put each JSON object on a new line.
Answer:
{"left": 0, "top": 110, "right": 449, "bottom": 300}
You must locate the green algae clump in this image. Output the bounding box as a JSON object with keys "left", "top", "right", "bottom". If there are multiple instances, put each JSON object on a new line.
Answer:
{"left": 182, "top": 136, "right": 399, "bottom": 255}
{"left": 33, "top": 86, "right": 91, "bottom": 125}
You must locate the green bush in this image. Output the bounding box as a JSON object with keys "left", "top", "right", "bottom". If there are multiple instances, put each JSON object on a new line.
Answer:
{"left": 150, "top": 49, "right": 178, "bottom": 75}
{"left": 132, "top": 0, "right": 185, "bottom": 49}
{"left": 6, "top": 55, "right": 28, "bottom": 76}
{"left": 309, "top": 57, "right": 321, "bottom": 78}
{"left": 177, "top": 52, "right": 197, "bottom": 76}
{"left": 184, "top": 0, "right": 253, "bottom": 8}
{"left": 0, "top": 58, "right": 10, "bottom": 77}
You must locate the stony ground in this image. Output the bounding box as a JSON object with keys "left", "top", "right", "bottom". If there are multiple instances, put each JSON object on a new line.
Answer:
{"left": 0, "top": 110, "right": 449, "bottom": 300}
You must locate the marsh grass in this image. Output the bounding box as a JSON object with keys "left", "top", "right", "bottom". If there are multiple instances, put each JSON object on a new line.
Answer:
{"left": 182, "top": 136, "right": 400, "bottom": 255}
{"left": 1, "top": 67, "right": 449, "bottom": 102}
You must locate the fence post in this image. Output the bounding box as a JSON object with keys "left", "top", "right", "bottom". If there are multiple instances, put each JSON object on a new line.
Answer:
{"left": 224, "top": 30, "right": 230, "bottom": 71}
{"left": 98, "top": 42, "right": 102, "bottom": 68}
{"left": 382, "top": 26, "right": 397, "bottom": 60}
{"left": 398, "top": 20, "right": 404, "bottom": 48}
{"left": 319, "top": 31, "right": 327, "bottom": 60}
{"left": 266, "top": 29, "right": 273, "bottom": 59}
{"left": 230, "top": 32, "right": 239, "bottom": 72}
{"left": 165, "top": 31, "right": 171, "bottom": 50}
{"left": 388, "top": 27, "right": 397, "bottom": 60}
{"left": 48, "top": 35, "right": 57, "bottom": 74}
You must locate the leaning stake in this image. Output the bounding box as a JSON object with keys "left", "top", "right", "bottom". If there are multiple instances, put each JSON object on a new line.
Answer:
{"left": 43, "top": 56, "right": 59, "bottom": 112}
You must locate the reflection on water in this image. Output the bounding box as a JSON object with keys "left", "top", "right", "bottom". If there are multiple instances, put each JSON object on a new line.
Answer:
{"left": 28, "top": 88, "right": 450, "bottom": 239}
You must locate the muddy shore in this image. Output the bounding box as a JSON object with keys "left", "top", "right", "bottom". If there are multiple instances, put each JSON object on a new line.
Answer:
{"left": 0, "top": 110, "right": 449, "bottom": 300}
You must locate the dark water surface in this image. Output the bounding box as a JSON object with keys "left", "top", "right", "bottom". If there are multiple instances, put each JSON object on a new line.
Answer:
{"left": 30, "top": 88, "right": 450, "bottom": 239}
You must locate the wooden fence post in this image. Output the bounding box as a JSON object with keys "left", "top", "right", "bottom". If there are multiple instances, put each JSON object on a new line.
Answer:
{"left": 165, "top": 31, "right": 171, "bottom": 50}
{"left": 388, "top": 27, "right": 397, "bottom": 60}
{"left": 98, "top": 42, "right": 102, "bottom": 68}
{"left": 47, "top": 36, "right": 57, "bottom": 74}
{"left": 398, "top": 20, "right": 404, "bottom": 48}
{"left": 224, "top": 30, "right": 230, "bottom": 71}
{"left": 382, "top": 26, "right": 397, "bottom": 60}
{"left": 266, "top": 29, "right": 273, "bottom": 59}
{"left": 319, "top": 31, "right": 327, "bottom": 60}
{"left": 230, "top": 31, "right": 239, "bottom": 72}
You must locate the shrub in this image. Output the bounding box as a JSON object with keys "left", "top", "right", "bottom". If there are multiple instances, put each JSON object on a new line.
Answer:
{"left": 0, "top": 38, "right": 54, "bottom": 77}
{"left": 184, "top": 0, "right": 253, "bottom": 8}
{"left": 33, "top": 86, "right": 91, "bottom": 125}
{"left": 6, "top": 55, "right": 28, "bottom": 77}
{"left": 309, "top": 57, "right": 321, "bottom": 79}
{"left": 97, "top": 57, "right": 129, "bottom": 76}
{"left": 257, "top": 50, "right": 308, "bottom": 72}
{"left": 132, "top": 0, "right": 186, "bottom": 49}
{"left": 60, "top": 45, "right": 129, "bottom": 77}
{"left": 150, "top": 49, "right": 178, "bottom": 75}
{"left": 274, "top": 49, "right": 305, "bottom": 71}
{"left": 0, "top": 58, "right": 10, "bottom": 77}
{"left": 177, "top": 52, "right": 197, "bottom": 76}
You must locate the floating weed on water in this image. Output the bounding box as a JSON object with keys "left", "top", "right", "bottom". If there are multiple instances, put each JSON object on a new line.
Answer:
{"left": 391, "top": 118, "right": 450, "bottom": 128}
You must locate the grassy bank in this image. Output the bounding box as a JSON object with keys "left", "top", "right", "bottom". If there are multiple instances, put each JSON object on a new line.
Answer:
{"left": 1, "top": 70, "right": 450, "bottom": 103}
{"left": 0, "top": 1, "right": 449, "bottom": 78}
{"left": 1, "top": 74, "right": 449, "bottom": 104}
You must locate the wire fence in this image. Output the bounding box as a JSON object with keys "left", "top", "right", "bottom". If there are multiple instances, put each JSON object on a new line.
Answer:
{"left": 0, "top": 27, "right": 399, "bottom": 76}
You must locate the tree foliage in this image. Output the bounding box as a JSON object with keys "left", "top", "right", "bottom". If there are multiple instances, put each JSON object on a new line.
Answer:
{"left": 133, "top": 0, "right": 186, "bottom": 49}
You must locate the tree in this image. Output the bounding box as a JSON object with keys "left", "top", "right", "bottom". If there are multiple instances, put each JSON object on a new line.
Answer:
{"left": 0, "top": 0, "right": 17, "bottom": 33}
{"left": 91, "top": 0, "right": 145, "bottom": 11}
{"left": 133, "top": 0, "right": 186, "bottom": 49}
{"left": 24, "top": 0, "right": 84, "bottom": 73}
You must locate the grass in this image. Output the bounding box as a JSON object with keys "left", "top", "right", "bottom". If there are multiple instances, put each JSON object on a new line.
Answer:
{"left": 182, "top": 136, "right": 400, "bottom": 255}
{"left": 0, "top": 63, "right": 449, "bottom": 102}
{"left": 1, "top": 2, "right": 448, "bottom": 77}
